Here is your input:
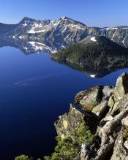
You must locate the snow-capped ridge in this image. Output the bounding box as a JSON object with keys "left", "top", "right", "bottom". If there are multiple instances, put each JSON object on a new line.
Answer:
{"left": 1, "top": 16, "right": 128, "bottom": 53}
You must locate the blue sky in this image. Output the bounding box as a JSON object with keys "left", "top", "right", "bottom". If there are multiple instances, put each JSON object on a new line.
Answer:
{"left": 0, "top": 0, "right": 128, "bottom": 27}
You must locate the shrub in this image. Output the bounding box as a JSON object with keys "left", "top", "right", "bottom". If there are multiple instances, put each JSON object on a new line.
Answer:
{"left": 44, "top": 121, "right": 93, "bottom": 160}
{"left": 15, "top": 155, "right": 31, "bottom": 160}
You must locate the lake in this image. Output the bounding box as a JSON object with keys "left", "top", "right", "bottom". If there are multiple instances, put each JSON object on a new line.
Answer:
{"left": 0, "top": 46, "right": 128, "bottom": 160}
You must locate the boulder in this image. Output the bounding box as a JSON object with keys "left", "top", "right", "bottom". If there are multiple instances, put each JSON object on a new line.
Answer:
{"left": 55, "top": 104, "right": 85, "bottom": 140}
{"left": 122, "top": 116, "right": 128, "bottom": 127}
{"left": 78, "top": 86, "right": 103, "bottom": 111}
{"left": 75, "top": 90, "right": 87, "bottom": 103}
{"left": 114, "top": 73, "right": 128, "bottom": 100}
{"left": 102, "top": 86, "right": 113, "bottom": 100}
{"left": 92, "top": 101, "right": 108, "bottom": 117}
{"left": 108, "top": 95, "right": 115, "bottom": 108}
{"left": 107, "top": 73, "right": 128, "bottom": 115}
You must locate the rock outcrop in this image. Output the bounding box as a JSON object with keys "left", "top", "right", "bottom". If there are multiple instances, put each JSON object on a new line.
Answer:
{"left": 46, "top": 73, "right": 128, "bottom": 160}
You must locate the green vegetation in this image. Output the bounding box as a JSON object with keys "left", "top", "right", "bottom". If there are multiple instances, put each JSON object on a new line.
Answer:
{"left": 52, "top": 37, "right": 128, "bottom": 74}
{"left": 15, "top": 155, "right": 42, "bottom": 160}
{"left": 53, "top": 43, "right": 89, "bottom": 63}
{"left": 44, "top": 122, "right": 93, "bottom": 160}
{"left": 15, "top": 155, "right": 32, "bottom": 160}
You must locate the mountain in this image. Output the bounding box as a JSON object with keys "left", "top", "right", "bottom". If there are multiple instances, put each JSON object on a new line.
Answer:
{"left": 0, "top": 17, "right": 87, "bottom": 53}
{"left": 52, "top": 36, "right": 128, "bottom": 77}
{"left": 0, "top": 17, "right": 128, "bottom": 53}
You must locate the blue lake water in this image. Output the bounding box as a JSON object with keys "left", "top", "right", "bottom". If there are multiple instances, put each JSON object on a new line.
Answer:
{"left": 0, "top": 47, "right": 128, "bottom": 160}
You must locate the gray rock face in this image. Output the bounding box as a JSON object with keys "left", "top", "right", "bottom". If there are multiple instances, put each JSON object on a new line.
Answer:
{"left": 114, "top": 72, "right": 128, "bottom": 100}
{"left": 49, "top": 73, "right": 128, "bottom": 160}
{"left": 111, "top": 127, "right": 128, "bottom": 160}
{"left": 0, "top": 17, "right": 128, "bottom": 53}
{"left": 55, "top": 104, "right": 85, "bottom": 140}
{"left": 75, "top": 86, "right": 103, "bottom": 111}
{"left": 79, "top": 73, "right": 128, "bottom": 160}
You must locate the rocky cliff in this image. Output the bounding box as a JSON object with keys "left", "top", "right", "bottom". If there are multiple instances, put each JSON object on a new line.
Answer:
{"left": 45, "top": 73, "right": 128, "bottom": 160}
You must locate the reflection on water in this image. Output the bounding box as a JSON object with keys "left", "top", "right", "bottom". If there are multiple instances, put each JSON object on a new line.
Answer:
{"left": 1, "top": 39, "right": 128, "bottom": 78}
{"left": 0, "top": 41, "right": 128, "bottom": 159}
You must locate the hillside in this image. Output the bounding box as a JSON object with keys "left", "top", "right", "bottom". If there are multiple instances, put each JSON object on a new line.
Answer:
{"left": 52, "top": 36, "right": 128, "bottom": 77}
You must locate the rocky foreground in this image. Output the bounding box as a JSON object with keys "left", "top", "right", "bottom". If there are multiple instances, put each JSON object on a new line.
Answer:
{"left": 15, "top": 73, "right": 128, "bottom": 160}
{"left": 44, "top": 73, "right": 128, "bottom": 160}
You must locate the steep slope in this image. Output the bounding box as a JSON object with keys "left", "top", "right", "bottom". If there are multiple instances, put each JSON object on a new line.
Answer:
{"left": 44, "top": 73, "right": 128, "bottom": 160}
{"left": 100, "top": 26, "right": 128, "bottom": 48}
{"left": 52, "top": 36, "right": 128, "bottom": 77}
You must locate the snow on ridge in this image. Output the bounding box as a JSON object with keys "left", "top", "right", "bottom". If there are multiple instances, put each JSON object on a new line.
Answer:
{"left": 27, "top": 21, "right": 53, "bottom": 34}
{"left": 121, "top": 27, "right": 128, "bottom": 30}
{"left": 12, "top": 36, "right": 16, "bottom": 39}
{"left": 51, "top": 20, "right": 60, "bottom": 27}
{"left": 122, "top": 37, "right": 127, "bottom": 47}
{"left": 27, "top": 18, "right": 86, "bottom": 34}
{"left": 104, "top": 27, "right": 128, "bottom": 31}
{"left": 91, "top": 37, "right": 97, "bottom": 42}
{"left": 28, "top": 29, "right": 47, "bottom": 34}
{"left": 67, "top": 23, "right": 85, "bottom": 30}
{"left": 105, "top": 27, "right": 118, "bottom": 31}
{"left": 22, "top": 22, "right": 28, "bottom": 27}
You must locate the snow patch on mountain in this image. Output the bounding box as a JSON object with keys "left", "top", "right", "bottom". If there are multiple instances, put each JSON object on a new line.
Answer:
{"left": 22, "top": 22, "right": 28, "bottom": 27}
{"left": 105, "top": 27, "right": 118, "bottom": 31}
{"left": 91, "top": 37, "right": 97, "bottom": 42}
{"left": 28, "top": 29, "right": 47, "bottom": 34}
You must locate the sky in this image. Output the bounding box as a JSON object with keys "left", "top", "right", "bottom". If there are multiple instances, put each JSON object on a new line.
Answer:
{"left": 0, "top": 0, "right": 128, "bottom": 27}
